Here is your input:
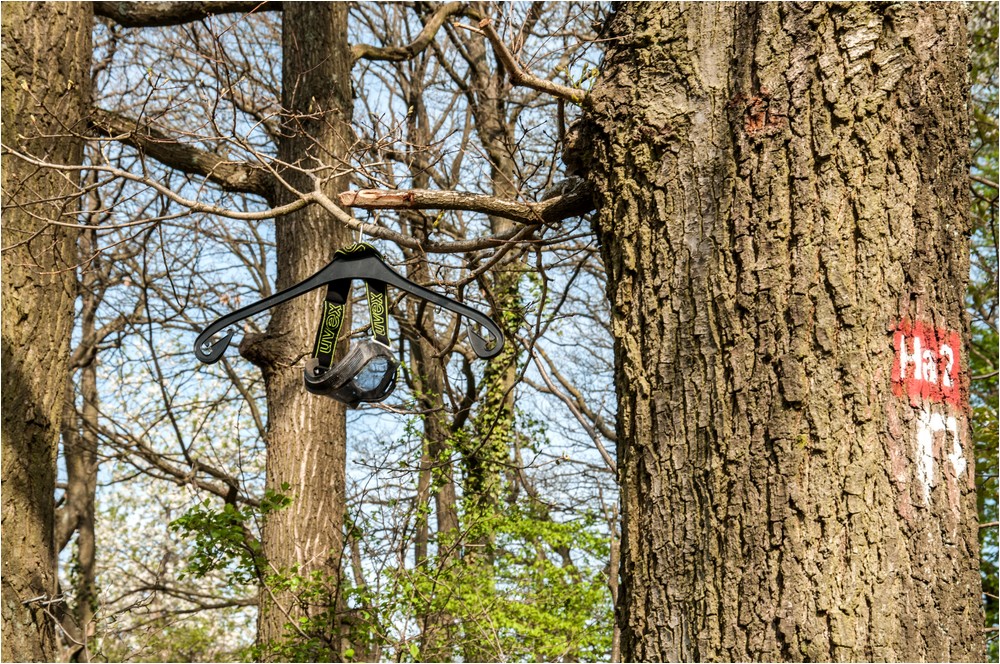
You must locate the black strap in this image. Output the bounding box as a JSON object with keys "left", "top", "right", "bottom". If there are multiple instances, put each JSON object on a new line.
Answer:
{"left": 312, "top": 279, "right": 349, "bottom": 370}
{"left": 364, "top": 279, "right": 390, "bottom": 346}
{"left": 311, "top": 280, "right": 391, "bottom": 370}
{"left": 311, "top": 244, "right": 392, "bottom": 370}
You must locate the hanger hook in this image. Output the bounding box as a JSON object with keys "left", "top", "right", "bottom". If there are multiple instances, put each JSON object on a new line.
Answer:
{"left": 466, "top": 322, "right": 501, "bottom": 358}
{"left": 195, "top": 328, "right": 236, "bottom": 364}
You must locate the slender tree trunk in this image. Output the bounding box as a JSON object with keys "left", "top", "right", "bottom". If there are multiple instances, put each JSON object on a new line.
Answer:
{"left": 409, "top": 291, "right": 461, "bottom": 660}
{"left": 405, "top": 241, "right": 461, "bottom": 660}
{"left": 241, "top": 3, "right": 354, "bottom": 659}
{"left": 458, "top": 32, "right": 525, "bottom": 662}
{"left": 394, "top": 65, "right": 463, "bottom": 658}
{"left": 1, "top": 3, "right": 91, "bottom": 660}
{"left": 58, "top": 360, "right": 98, "bottom": 663}
{"left": 57, "top": 362, "right": 99, "bottom": 662}
{"left": 56, "top": 223, "right": 103, "bottom": 663}
{"left": 579, "top": 2, "right": 984, "bottom": 660}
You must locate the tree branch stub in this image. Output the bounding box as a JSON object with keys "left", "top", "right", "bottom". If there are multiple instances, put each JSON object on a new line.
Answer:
{"left": 338, "top": 182, "right": 593, "bottom": 226}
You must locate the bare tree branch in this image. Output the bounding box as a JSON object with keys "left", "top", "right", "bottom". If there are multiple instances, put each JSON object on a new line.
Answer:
{"left": 528, "top": 344, "right": 616, "bottom": 474}
{"left": 94, "top": 1, "right": 281, "bottom": 28}
{"left": 96, "top": 421, "right": 260, "bottom": 508}
{"left": 972, "top": 174, "right": 999, "bottom": 189}
{"left": 89, "top": 108, "right": 275, "bottom": 200}
{"left": 338, "top": 181, "right": 593, "bottom": 225}
{"left": 351, "top": 2, "right": 472, "bottom": 63}
{"left": 5, "top": 144, "right": 590, "bottom": 256}
{"left": 478, "top": 18, "right": 586, "bottom": 105}
{"left": 311, "top": 188, "right": 548, "bottom": 253}
{"left": 2, "top": 147, "right": 304, "bottom": 221}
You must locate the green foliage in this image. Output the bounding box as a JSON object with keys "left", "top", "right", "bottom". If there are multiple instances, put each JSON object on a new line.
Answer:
{"left": 969, "top": 3, "right": 999, "bottom": 659}
{"left": 373, "top": 402, "right": 615, "bottom": 662}
{"left": 490, "top": 509, "right": 613, "bottom": 661}
{"left": 168, "top": 484, "right": 291, "bottom": 585}
{"left": 246, "top": 559, "right": 349, "bottom": 661}
{"left": 390, "top": 503, "right": 613, "bottom": 662}
{"left": 169, "top": 487, "right": 357, "bottom": 662}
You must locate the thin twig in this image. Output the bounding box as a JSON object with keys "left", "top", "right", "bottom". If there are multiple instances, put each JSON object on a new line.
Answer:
{"left": 478, "top": 18, "right": 586, "bottom": 105}
{"left": 530, "top": 346, "right": 616, "bottom": 474}
{"left": 972, "top": 174, "right": 999, "bottom": 189}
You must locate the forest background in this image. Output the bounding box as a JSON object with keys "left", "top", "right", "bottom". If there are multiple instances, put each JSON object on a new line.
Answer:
{"left": 0, "top": 2, "right": 996, "bottom": 662}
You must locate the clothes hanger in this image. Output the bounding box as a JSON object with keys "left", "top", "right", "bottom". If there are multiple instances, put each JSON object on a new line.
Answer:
{"left": 193, "top": 243, "right": 504, "bottom": 364}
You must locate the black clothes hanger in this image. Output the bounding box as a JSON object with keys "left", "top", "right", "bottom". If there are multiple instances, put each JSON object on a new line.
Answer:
{"left": 193, "top": 243, "right": 504, "bottom": 365}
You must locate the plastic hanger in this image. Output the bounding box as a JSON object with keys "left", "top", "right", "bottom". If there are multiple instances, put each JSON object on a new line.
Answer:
{"left": 193, "top": 244, "right": 504, "bottom": 364}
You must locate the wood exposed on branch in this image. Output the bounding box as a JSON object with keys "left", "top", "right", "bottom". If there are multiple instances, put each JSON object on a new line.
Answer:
{"left": 90, "top": 108, "right": 275, "bottom": 200}
{"left": 338, "top": 181, "right": 593, "bottom": 225}
{"left": 352, "top": 2, "right": 470, "bottom": 63}
{"left": 94, "top": 1, "right": 281, "bottom": 28}
{"left": 313, "top": 189, "right": 535, "bottom": 253}
{"left": 478, "top": 18, "right": 586, "bottom": 105}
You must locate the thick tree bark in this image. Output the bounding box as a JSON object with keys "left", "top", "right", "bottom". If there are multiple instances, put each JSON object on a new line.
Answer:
{"left": 0, "top": 3, "right": 92, "bottom": 661}
{"left": 242, "top": 3, "right": 354, "bottom": 659}
{"left": 579, "top": 3, "right": 984, "bottom": 660}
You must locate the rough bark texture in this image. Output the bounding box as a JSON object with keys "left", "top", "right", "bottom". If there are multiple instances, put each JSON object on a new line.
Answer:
{"left": 578, "top": 3, "right": 984, "bottom": 661}
{"left": 241, "top": 3, "right": 354, "bottom": 659}
{"left": 1, "top": 3, "right": 92, "bottom": 661}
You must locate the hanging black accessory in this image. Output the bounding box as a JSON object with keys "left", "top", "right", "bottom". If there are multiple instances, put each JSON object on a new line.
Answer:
{"left": 193, "top": 243, "right": 504, "bottom": 406}
{"left": 303, "top": 275, "right": 399, "bottom": 407}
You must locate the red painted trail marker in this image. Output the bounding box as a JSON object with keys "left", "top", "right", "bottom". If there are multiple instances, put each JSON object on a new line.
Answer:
{"left": 891, "top": 320, "right": 961, "bottom": 407}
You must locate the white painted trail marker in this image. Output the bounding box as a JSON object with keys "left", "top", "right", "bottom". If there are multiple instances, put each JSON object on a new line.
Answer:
{"left": 914, "top": 405, "right": 966, "bottom": 505}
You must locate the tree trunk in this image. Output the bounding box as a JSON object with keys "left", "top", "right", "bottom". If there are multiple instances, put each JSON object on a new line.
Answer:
{"left": 1, "top": 2, "right": 91, "bottom": 661}
{"left": 458, "top": 31, "right": 524, "bottom": 662}
{"left": 70, "top": 358, "right": 98, "bottom": 663}
{"left": 409, "top": 285, "right": 461, "bottom": 660}
{"left": 579, "top": 2, "right": 984, "bottom": 660}
{"left": 242, "top": 3, "right": 354, "bottom": 659}
{"left": 394, "top": 63, "right": 462, "bottom": 658}
{"left": 56, "top": 222, "right": 104, "bottom": 663}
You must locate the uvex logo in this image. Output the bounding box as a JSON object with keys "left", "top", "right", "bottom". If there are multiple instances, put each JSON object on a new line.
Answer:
{"left": 368, "top": 290, "right": 387, "bottom": 337}
{"left": 316, "top": 301, "right": 343, "bottom": 355}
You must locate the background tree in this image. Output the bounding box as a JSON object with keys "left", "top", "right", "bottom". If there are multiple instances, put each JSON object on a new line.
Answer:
{"left": 969, "top": 3, "right": 999, "bottom": 658}
{"left": 1, "top": 2, "right": 994, "bottom": 662}
{"left": 11, "top": 2, "right": 612, "bottom": 661}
